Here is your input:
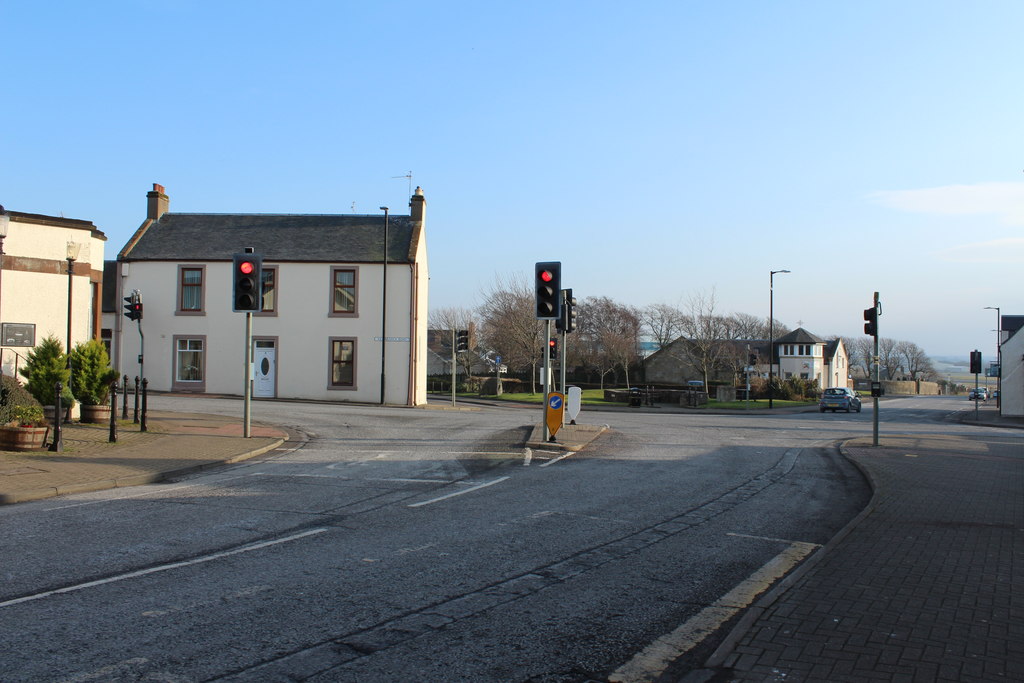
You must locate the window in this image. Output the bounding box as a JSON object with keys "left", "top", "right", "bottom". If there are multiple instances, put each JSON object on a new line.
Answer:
{"left": 259, "top": 266, "right": 277, "bottom": 314}
{"left": 173, "top": 336, "right": 206, "bottom": 391}
{"left": 330, "top": 267, "right": 358, "bottom": 316}
{"left": 329, "top": 338, "right": 356, "bottom": 388}
{"left": 177, "top": 265, "right": 205, "bottom": 314}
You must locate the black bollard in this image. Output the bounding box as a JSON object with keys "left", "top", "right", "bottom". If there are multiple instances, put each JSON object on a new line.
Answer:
{"left": 133, "top": 376, "right": 140, "bottom": 424}
{"left": 109, "top": 380, "right": 118, "bottom": 443}
{"left": 122, "top": 374, "right": 129, "bottom": 420}
{"left": 49, "top": 381, "right": 63, "bottom": 453}
{"left": 140, "top": 378, "right": 148, "bottom": 433}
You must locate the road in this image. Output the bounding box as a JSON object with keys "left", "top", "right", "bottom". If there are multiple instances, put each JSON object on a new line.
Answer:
{"left": 0, "top": 395, "right": 983, "bottom": 682}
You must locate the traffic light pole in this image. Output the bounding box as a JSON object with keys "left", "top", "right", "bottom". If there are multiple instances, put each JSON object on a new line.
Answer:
{"left": 542, "top": 319, "right": 552, "bottom": 442}
{"left": 872, "top": 291, "right": 880, "bottom": 447}
{"left": 244, "top": 311, "right": 252, "bottom": 438}
{"left": 451, "top": 329, "right": 456, "bottom": 407}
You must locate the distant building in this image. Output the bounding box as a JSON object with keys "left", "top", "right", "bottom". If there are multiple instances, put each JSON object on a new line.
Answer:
{"left": 110, "top": 184, "right": 428, "bottom": 405}
{"left": 645, "top": 327, "right": 850, "bottom": 389}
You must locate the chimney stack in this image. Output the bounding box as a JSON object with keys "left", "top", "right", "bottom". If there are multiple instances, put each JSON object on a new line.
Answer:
{"left": 410, "top": 186, "right": 426, "bottom": 224}
{"left": 147, "top": 183, "right": 169, "bottom": 220}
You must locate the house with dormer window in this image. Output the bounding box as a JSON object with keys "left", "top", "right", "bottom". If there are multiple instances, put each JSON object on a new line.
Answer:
{"left": 774, "top": 328, "right": 850, "bottom": 389}
{"left": 111, "top": 184, "right": 428, "bottom": 405}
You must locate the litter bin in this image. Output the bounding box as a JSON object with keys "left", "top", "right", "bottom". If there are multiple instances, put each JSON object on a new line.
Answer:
{"left": 629, "top": 387, "right": 643, "bottom": 407}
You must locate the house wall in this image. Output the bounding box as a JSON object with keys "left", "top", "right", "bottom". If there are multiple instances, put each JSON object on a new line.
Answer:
{"left": 1, "top": 215, "right": 105, "bottom": 377}
{"left": 779, "top": 345, "right": 824, "bottom": 384}
{"left": 117, "top": 258, "right": 425, "bottom": 404}
{"left": 1001, "top": 330, "right": 1023, "bottom": 417}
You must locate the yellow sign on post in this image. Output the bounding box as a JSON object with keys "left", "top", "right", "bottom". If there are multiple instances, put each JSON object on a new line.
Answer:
{"left": 546, "top": 392, "right": 565, "bottom": 438}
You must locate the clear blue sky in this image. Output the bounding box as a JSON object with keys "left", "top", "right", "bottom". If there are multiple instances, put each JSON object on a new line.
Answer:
{"left": 4, "top": 1, "right": 1021, "bottom": 358}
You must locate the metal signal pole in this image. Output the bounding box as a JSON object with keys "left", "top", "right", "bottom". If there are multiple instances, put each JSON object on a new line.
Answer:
{"left": 872, "top": 291, "right": 880, "bottom": 447}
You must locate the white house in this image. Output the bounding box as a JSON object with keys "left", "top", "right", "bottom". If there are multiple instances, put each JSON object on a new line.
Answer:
{"left": 775, "top": 328, "right": 851, "bottom": 389}
{"left": 0, "top": 205, "right": 107, "bottom": 378}
{"left": 113, "top": 184, "right": 428, "bottom": 405}
{"left": 1000, "top": 321, "right": 1023, "bottom": 417}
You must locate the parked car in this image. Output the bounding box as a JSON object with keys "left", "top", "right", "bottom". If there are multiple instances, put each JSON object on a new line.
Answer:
{"left": 819, "top": 387, "right": 862, "bottom": 413}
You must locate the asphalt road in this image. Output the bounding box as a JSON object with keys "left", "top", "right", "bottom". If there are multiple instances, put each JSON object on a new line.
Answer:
{"left": 0, "top": 395, "right": 973, "bottom": 682}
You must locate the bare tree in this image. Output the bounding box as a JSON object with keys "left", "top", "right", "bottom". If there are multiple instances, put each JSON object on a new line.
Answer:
{"left": 577, "top": 297, "right": 642, "bottom": 388}
{"left": 723, "top": 312, "right": 769, "bottom": 340}
{"left": 878, "top": 337, "right": 901, "bottom": 379}
{"left": 896, "top": 340, "right": 937, "bottom": 380}
{"left": 676, "top": 290, "right": 731, "bottom": 388}
{"left": 477, "top": 273, "right": 543, "bottom": 392}
{"left": 641, "top": 303, "right": 685, "bottom": 351}
{"left": 429, "top": 306, "right": 479, "bottom": 380}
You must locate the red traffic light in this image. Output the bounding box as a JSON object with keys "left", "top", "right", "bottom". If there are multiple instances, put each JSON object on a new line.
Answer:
{"left": 239, "top": 261, "right": 255, "bottom": 275}
{"left": 539, "top": 270, "right": 554, "bottom": 283}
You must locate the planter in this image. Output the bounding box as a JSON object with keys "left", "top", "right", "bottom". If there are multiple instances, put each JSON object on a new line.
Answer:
{"left": 80, "top": 404, "right": 112, "bottom": 424}
{"left": 43, "top": 403, "right": 79, "bottom": 423}
{"left": 0, "top": 425, "right": 50, "bottom": 451}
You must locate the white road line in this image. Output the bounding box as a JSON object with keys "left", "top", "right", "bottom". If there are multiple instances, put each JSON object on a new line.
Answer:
{"left": 42, "top": 474, "right": 255, "bottom": 511}
{"left": 0, "top": 528, "right": 328, "bottom": 610}
{"left": 608, "top": 540, "right": 818, "bottom": 683}
{"left": 539, "top": 452, "right": 574, "bottom": 467}
{"left": 407, "top": 477, "right": 510, "bottom": 508}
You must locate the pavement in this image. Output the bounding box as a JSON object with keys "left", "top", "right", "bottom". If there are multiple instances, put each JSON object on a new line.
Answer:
{"left": 0, "top": 410, "right": 287, "bottom": 505}
{"left": 684, "top": 402, "right": 1024, "bottom": 682}
{"left": 3, "top": 399, "right": 1022, "bottom": 682}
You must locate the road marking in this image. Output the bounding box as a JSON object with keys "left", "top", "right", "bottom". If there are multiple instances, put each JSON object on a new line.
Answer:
{"left": 0, "top": 528, "right": 328, "bottom": 610}
{"left": 407, "top": 477, "right": 510, "bottom": 508}
{"left": 539, "top": 452, "right": 574, "bottom": 467}
{"left": 608, "top": 540, "right": 818, "bottom": 683}
{"left": 42, "top": 474, "right": 254, "bottom": 511}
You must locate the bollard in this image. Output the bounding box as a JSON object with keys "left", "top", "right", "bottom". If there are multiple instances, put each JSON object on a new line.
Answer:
{"left": 140, "top": 378, "right": 148, "bottom": 433}
{"left": 133, "top": 376, "right": 140, "bottom": 424}
{"left": 122, "top": 374, "right": 129, "bottom": 420}
{"left": 49, "top": 381, "right": 63, "bottom": 452}
{"left": 108, "top": 380, "right": 118, "bottom": 443}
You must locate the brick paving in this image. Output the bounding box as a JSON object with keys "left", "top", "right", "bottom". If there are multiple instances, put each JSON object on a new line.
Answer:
{"left": 0, "top": 410, "right": 287, "bottom": 504}
{"left": 691, "top": 409, "right": 1024, "bottom": 682}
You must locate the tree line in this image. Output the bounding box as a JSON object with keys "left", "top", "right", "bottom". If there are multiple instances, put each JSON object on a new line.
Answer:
{"left": 429, "top": 278, "right": 938, "bottom": 390}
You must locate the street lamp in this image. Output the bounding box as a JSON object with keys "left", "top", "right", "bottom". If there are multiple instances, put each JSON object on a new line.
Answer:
{"left": 65, "top": 241, "right": 81, "bottom": 421}
{"left": 379, "top": 206, "right": 389, "bottom": 405}
{"left": 768, "top": 269, "right": 790, "bottom": 409}
{"left": 984, "top": 306, "right": 1000, "bottom": 411}
{"left": 0, "top": 205, "right": 9, "bottom": 353}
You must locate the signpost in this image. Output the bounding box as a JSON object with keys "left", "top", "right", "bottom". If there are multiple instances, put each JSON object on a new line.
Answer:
{"left": 546, "top": 391, "right": 565, "bottom": 440}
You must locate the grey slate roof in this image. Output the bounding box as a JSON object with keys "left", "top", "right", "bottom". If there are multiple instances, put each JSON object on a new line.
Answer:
{"left": 121, "top": 213, "right": 419, "bottom": 263}
{"left": 775, "top": 327, "right": 824, "bottom": 344}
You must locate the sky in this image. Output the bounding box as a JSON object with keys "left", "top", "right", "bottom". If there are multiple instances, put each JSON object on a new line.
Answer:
{"left": 3, "top": 0, "right": 1022, "bottom": 359}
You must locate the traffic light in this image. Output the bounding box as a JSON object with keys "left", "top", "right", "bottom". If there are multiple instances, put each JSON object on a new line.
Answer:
{"left": 549, "top": 337, "right": 558, "bottom": 359}
{"left": 556, "top": 288, "right": 577, "bottom": 333}
{"left": 748, "top": 353, "right": 758, "bottom": 365}
{"left": 122, "top": 292, "right": 143, "bottom": 321}
{"left": 970, "top": 350, "right": 982, "bottom": 374}
{"left": 456, "top": 330, "right": 469, "bottom": 353}
{"left": 535, "top": 262, "right": 561, "bottom": 320}
{"left": 863, "top": 306, "right": 878, "bottom": 336}
{"left": 232, "top": 253, "right": 263, "bottom": 312}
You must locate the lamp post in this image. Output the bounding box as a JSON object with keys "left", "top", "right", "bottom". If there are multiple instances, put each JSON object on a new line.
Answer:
{"left": 984, "top": 306, "right": 1000, "bottom": 412}
{"left": 0, "top": 205, "right": 9, "bottom": 356}
{"left": 768, "top": 269, "right": 790, "bottom": 409}
{"left": 379, "top": 206, "right": 389, "bottom": 405}
{"left": 65, "top": 241, "right": 81, "bottom": 421}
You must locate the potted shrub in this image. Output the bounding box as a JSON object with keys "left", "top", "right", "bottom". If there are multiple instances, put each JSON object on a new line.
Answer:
{"left": 0, "top": 375, "right": 49, "bottom": 451}
{"left": 69, "top": 339, "right": 119, "bottom": 423}
{"left": 19, "top": 335, "right": 74, "bottom": 421}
